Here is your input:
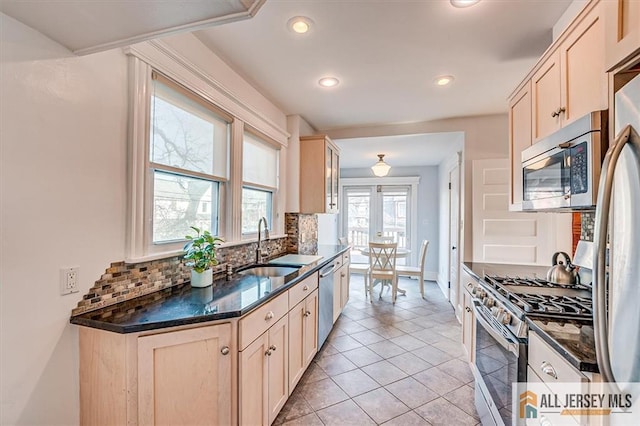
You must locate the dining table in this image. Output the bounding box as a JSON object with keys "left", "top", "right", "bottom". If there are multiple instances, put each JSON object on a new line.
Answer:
{"left": 358, "top": 246, "right": 411, "bottom": 297}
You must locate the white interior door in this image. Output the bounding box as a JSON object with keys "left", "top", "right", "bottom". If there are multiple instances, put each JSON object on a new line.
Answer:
{"left": 449, "top": 166, "right": 460, "bottom": 311}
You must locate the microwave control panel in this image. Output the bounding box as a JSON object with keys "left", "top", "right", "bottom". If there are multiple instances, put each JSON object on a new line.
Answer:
{"left": 570, "top": 141, "right": 588, "bottom": 194}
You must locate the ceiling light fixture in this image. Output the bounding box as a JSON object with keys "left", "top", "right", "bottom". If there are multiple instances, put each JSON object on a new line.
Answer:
{"left": 434, "top": 75, "right": 455, "bottom": 86}
{"left": 371, "top": 154, "right": 391, "bottom": 177}
{"left": 288, "top": 16, "right": 313, "bottom": 34}
{"left": 450, "top": 0, "right": 481, "bottom": 7}
{"left": 318, "top": 77, "right": 339, "bottom": 88}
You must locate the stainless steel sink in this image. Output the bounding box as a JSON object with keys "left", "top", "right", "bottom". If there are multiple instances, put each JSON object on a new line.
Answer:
{"left": 237, "top": 265, "right": 301, "bottom": 277}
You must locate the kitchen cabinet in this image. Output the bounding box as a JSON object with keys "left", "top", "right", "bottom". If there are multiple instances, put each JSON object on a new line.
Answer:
{"left": 299, "top": 134, "right": 340, "bottom": 214}
{"left": 508, "top": 81, "right": 532, "bottom": 210}
{"left": 239, "top": 314, "right": 288, "bottom": 426}
{"left": 530, "top": 2, "right": 607, "bottom": 142}
{"left": 137, "top": 324, "right": 233, "bottom": 425}
{"left": 340, "top": 251, "right": 350, "bottom": 310}
{"left": 604, "top": 0, "right": 640, "bottom": 71}
{"left": 460, "top": 268, "right": 476, "bottom": 363}
{"left": 79, "top": 323, "right": 234, "bottom": 426}
{"left": 288, "top": 289, "right": 318, "bottom": 391}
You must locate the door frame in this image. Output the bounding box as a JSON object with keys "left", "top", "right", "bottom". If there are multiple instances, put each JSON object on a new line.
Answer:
{"left": 340, "top": 176, "right": 420, "bottom": 265}
{"left": 447, "top": 153, "right": 462, "bottom": 316}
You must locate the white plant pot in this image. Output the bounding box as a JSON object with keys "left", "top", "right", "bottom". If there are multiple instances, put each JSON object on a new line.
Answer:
{"left": 190, "top": 268, "right": 213, "bottom": 288}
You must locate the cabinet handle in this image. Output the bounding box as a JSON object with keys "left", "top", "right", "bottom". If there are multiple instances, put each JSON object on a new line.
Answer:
{"left": 341, "top": 273, "right": 346, "bottom": 278}
{"left": 465, "top": 307, "right": 472, "bottom": 313}
{"left": 551, "top": 107, "right": 566, "bottom": 118}
{"left": 269, "top": 345, "right": 277, "bottom": 352}
{"left": 220, "top": 346, "right": 230, "bottom": 356}
{"left": 265, "top": 349, "right": 272, "bottom": 356}
{"left": 540, "top": 361, "right": 558, "bottom": 379}
{"left": 303, "top": 285, "right": 309, "bottom": 291}
{"left": 467, "top": 283, "right": 472, "bottom": 288}
{"left": 304, "top": 310, "right": 311, "bottom": 317}
{"left": 265, "top": 311, "right": 274, "bottom": 321}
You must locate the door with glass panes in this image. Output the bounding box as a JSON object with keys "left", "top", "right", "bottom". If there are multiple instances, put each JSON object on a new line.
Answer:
{"left": 343, "top": 185, "right": 410, "bottom": 265}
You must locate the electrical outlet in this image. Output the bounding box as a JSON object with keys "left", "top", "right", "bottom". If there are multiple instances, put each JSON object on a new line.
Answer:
{"left": 60, "top": 267, "right": 79, "bottom": 295}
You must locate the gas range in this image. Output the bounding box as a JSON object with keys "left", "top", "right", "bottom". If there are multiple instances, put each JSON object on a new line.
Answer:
{"left": 467, "top": 274, "right": 593, "bottom": 340}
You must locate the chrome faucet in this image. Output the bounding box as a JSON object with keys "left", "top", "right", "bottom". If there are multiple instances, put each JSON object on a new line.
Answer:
{"left": 256, "top": 217, "right": 270, "bottom": 263}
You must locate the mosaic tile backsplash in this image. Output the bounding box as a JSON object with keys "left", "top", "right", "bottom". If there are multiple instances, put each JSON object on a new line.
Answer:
{"left": 285, "top": 213, "right": 318, "bottom": 255}
{"left": 581, "top": 211, "right": 595, "bottom": 241}
{"left": 71, "top": 237, "right": 288, "bottom": 316}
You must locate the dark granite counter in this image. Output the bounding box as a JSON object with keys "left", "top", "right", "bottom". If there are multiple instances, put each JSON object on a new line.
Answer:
{"left": 527, "top": 318, "right": 598, "bottom": 373}
{"left": 462, "top": 262, "right": 551, "bottom": 282}
{"left": 70, "top": 245, "right": 349, "bottom": 334}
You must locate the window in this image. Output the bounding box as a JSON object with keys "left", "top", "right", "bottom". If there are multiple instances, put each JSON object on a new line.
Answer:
{"left": 242, "top": 131, "right": 279, "bottom": 235}
{"left": 149, "top": 73, "right": 229, "bottom": 245}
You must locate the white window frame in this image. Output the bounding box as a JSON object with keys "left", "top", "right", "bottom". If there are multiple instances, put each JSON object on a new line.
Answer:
{"left": 125, "top": 44, "right": 288, "bottom": 262}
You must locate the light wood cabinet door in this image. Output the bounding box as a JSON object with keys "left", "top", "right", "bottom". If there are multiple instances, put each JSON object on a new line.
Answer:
{"left": 605, "top": 0, "right": 640, "bottom": 71}
{"left": 289, "top": 289, "right": 319, "bottom": 392}
{"left": 560, "top": 3, "right": 608, "bottom": 125}
{"left": 532, "top": 50, "right": 562, "bottom": 141}
{"left": 303, "top": 290, "right": 319, "bottom": 368}
{"left": 267, "top": 316, "right": 289, "bottom": 425}
{"left": 462, "top": 290, "right": 475, "bottom": 364}
{"left": 137, "top": 324, "right": 232, "bottom": 426}
{"left": 299, "top": 135, "right": 340, "bottom": 214}
{"left": 340, "top": 263, "right": 349, "bottom": 310}
{"left": 239, "top": 332, "right": 269, "bottom": 426}
{"left": 508, "top": 81, "right": 532, "bottom": 210}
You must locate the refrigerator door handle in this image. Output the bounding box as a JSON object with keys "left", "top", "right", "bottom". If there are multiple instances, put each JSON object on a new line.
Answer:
{"left": 593, "top": 124, "right": 640, "bottom": 385}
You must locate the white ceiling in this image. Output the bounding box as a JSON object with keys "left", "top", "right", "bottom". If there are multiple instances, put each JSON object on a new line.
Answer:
{"left": 0, "top": 0, "right": 265, "bottom": 55}
{"left": 195, "top": 0, "right": 573, "bottom": 131}
{"left": 335, "top": 132, "right": 464, "bottom": 169}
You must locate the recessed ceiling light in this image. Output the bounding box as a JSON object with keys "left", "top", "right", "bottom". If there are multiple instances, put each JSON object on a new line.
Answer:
{"left": 288, "top": 16, "right": 313, "bottom": 34}
{"left": 318, "top": 77, "right": 339, "bottom": 88}
{"left": 450, "top": 0, "right": 481, "bottom": 7}
{"left": 434, "top": 75, "right": 455, "bottom": 86}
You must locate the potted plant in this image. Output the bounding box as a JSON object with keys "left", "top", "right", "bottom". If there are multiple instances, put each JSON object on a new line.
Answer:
{"left": 183, "top": 226, "right": 223, "bottom": 288}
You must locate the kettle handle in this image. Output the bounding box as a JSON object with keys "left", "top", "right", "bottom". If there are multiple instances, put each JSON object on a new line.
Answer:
{"left": 559, "top": 251, "right": 572, "bottom": 265}
{"left": 552, "top": 251, "right": 572, "bottom": 265}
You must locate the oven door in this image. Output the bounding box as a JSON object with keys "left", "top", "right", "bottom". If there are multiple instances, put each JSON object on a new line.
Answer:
{"left": 473, "top": 301, "right": 527, "bottom": 426}
{"left": 522, "top": 147, "right": 570, "bottom": 210}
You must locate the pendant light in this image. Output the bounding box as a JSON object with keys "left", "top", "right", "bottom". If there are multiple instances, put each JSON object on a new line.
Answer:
{"left": 371, "top": 154, "right": 391, "bottom": 177}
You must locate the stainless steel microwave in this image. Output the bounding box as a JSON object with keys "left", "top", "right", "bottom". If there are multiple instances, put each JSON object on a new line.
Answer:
{"left": 521, "top": 111, "right": 608, "bottom": 211}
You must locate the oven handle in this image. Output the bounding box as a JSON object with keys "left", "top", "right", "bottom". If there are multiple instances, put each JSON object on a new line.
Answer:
{"left": 472, "top": 301, "right": 519, "bottom": 356}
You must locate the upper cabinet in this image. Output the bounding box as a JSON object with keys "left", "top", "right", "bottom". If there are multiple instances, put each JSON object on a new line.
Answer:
{"left": 604, "top": 0, "right": 640, "bottom": 71}
{"left": 508, "top": 0, "right": 608, "bottom": 209}
{"left": 532, "top": 2, "right": 607, "bottom": 142}
{"left": 299, "top": 135, "right": 340, "bottom": 214}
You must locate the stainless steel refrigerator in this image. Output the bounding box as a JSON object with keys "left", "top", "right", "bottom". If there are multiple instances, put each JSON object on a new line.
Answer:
{"left": 593, "top": 72, "right": 640, "bottom": 394}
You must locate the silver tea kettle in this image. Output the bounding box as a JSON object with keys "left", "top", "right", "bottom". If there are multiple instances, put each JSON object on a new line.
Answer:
{"left": 547, "top": 251, "right": 580, "bottom": 285}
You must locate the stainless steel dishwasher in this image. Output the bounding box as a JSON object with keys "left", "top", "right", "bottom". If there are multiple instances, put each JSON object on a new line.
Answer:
{"left": 318, "top": 257, "right": 339, "bottom": 348}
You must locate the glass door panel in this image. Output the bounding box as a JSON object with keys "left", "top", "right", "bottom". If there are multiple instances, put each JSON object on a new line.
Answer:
{"left": 344, "top": 187, "right": 371, "bottom": 264}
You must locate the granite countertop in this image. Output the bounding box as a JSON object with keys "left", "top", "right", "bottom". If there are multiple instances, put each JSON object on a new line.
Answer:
{"left": 70, "top": 244, "right": 349, "bottom": 334}
{"left": 462, "top": 262, "right": 551, "bottom": 282}
{"left": 462, "top": 261, "right": 598, "bottom": 373}
{"left": 527, "top": 317, "right": 598, "bottom": 373}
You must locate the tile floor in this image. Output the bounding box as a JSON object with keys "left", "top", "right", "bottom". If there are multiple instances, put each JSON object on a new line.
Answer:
{"left": 274, "top": 275, "right": 480, "bottom": 426}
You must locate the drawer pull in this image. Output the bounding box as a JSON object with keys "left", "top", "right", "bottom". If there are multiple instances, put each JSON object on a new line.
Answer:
{"left": 467, "top": 283, "right": 472, "bottom": 288}
{"left": 220, "top": 346, "right": 230, "bottom": 356}
{"left": 269, "top": 345, "right": 277, "bottom": 352}
{"left": 265, "top": 349, "right": 272, "bottom": 356}
{"left": 303, "top": 285, "right": 309, "bottom": 291}
{"left": 540, "top": 361, "right": 558, "bottom": 379}
{"left": 265, "top": 311, "right": 274, "bottom": 321}
{"left": 465, "top": 307, "right": 472, "bottom": 313}
{"left": 304, "top": 310, "right": 311, "bottom": 317}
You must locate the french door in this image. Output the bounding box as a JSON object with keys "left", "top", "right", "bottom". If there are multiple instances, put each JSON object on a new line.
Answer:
{"left": 343, "top": 185, "right": 411, "bottom": 264}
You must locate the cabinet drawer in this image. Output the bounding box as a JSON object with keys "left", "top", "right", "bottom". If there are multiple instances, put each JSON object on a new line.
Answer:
{"left": 239, "top": 292, "right": 288, "bottom": 350}
{"left": 527, "top": 366, "right": 583, "bottom": 425}
{"left": 342, "top": 251, "right": 350, "bottom": 266}
{"left": 289, "top": 273, "right": 318, "bottom": 309}
{"left": 529, "top": 332, "right": 587, "bottom": 385}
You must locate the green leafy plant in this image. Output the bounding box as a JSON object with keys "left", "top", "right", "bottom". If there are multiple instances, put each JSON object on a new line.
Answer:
{"left": 183, "top": 227, "right": 224, "bottom": 273}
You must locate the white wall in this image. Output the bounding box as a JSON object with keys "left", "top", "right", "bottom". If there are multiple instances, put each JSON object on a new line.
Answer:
{"left": 0, "top": 14, "right": 289, "bottom": 425}
{"left": 0, "top": 14, "right": 128, "bottom": 425}
{"left": 340, "top": 166, "right": 440, "bottom": 277}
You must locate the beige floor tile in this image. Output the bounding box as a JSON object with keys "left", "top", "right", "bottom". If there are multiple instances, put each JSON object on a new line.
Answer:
{"left": 315, "top": 352, "right": 358, "bottom": 376}
{"left": 381, "top": 410, "right": 433, "bottom": 426}
{"left": 368, "top": 340, "right": 407, "bottom": 359}
{"left": 341, "top": 346, "right": 384, "bottom": 367}
{"left": 332, "top": 368, "right": 381, "bottom": 397}
{"left": 316, "top": 399, "right": 376, "bottom": 425}
{"left": 353, "top": 387, "right": 411, "bottom": 423}
{"left": 298, "top": 377, "right": 349, "bottom": 411}
{"left": 414, "top": 397, "right": 478, "bottom": 425}
{"left": 351, "top": 329, "right": 387, "bottom": 345}
{"left": 413, "top": 367, "right": 465, "bottom": 396}
{"left": 386, "top": 352, "right": 432, "bottom": 375}
{"left": 281, "top": 412, "right": 324, "bottom": 426}
{"left": 443, "top": 384, "right": 478, "bottom": 417}
{"left": 330, "top": 334, "right": 364, "bottom": 352}
{"left": 361, "top": 360, "right": 408, "bottom": 386}
{"left": 385, "top": 376, "right": 439, "bottom": 409}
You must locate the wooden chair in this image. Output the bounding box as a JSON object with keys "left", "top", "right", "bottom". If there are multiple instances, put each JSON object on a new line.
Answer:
{"left": 396, "top": 240, "right": 429, "bottom": 299}
{"left": 338, "top": 237, "right": 348, "bottom": 245}
{"left": 367, "top": 242, "right": 399, "bottom": 303}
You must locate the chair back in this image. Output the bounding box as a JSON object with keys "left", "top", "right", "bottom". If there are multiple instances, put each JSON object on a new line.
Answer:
{"left": 338, "top": 237, "right": 349, "bottom": 245}
{"left": 375, "top": 236, "right": 394, "bottom": 243}
{"left": 368, "top": 242, "right": 397, "bottom": 272}
{"left": 418, "top": 240, "right": 429, "bottom": 272}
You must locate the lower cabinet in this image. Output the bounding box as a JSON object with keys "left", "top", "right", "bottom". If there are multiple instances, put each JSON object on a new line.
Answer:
{"left": 340, "top": 253, "right": 350, "bottom": 310}
{"left": 462, "top": 290, "right": 475, "bottom": 363}
{"left": 137, "top": 324, "right": 233, "bottom": 425}
{"left": 239, "top": 315, "right": 288, "bottom": 426}
{"left": 288, "top": 289, "right": 319, "bottom": 390}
